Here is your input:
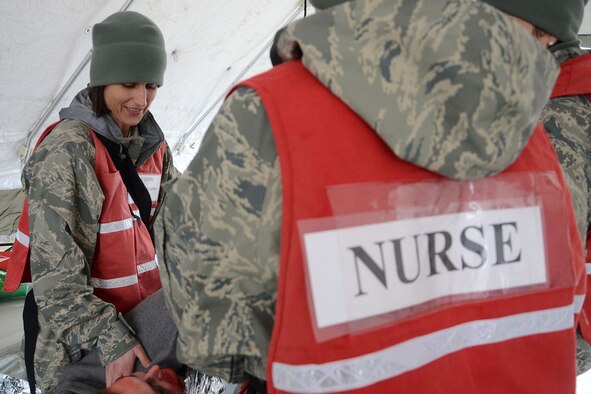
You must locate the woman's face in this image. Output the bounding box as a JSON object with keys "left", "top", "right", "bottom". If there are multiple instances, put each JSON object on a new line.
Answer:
{"left": 104, "top": 82, "right": 158, "bottom": 136}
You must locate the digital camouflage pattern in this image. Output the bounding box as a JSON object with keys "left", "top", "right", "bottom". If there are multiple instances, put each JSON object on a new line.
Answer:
{"left": 156, "top": 88, "right": 281, "bottom": 382}
{"left": 540, "top": 45, "right": 591, "bottom": 375}
{"left": 541, "top": 46, "right": 591, "bottom": 245}
{"left": 23, "top": 92, "right": 177, "bottom": 391}
{"left": 156, "top": 0, "right": 559, "bottom": 383}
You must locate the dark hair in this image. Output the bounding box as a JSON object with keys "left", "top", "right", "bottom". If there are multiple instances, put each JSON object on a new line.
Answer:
{"left": 532, "top": 26, "right": 551, "bottom": 40}
{"left": 531, "top": 25, "right": 558, "bottom": 48}
{"left": 89, "top": 86, "right": 110, "bottom": 117}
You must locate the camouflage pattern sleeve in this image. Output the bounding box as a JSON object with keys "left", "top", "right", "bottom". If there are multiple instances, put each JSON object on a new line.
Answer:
{"left": 540, "top": 94, "right": 591, "bottom": 243}
{"left": 162, "top": 142, "right": 180, "bottom": 183}
{"left": 23, "top": 120, "right": 138, "bottom": 388}
{"left": 540, "top": 48, "right": 591, "bottom": 376}
{"left": 539, "top": 47, "right": 591, "bottom": 245}
{"left": 545, "top": 94, "right": 591, "bottom": 375}
{"left": 156, "top": 87, "right": 281, "bottom": 383}
{"left": 151, "top": 142, "right": 179, "bottom": 231}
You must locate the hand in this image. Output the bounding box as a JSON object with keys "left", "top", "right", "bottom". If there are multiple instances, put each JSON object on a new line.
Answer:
{"left": 105, "top": 343, "right": 151, "bottom": 386}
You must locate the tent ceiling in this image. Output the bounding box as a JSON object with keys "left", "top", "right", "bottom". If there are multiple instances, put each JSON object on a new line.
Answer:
{"left": 0, "top": 0, "right": 305, "bottom": 189}
{"left": 581, "top": 2, "right": 591, "bottom": 35}
{"left": 2, "top": 1, "right": 590, "bottom": 190}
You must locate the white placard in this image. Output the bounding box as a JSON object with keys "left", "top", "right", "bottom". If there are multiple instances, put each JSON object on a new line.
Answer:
{"left": 139, "top": 173, "right": 161, "bottom": 201}
{"left": 303, "top": 206, "right": 546, "bottom": 329}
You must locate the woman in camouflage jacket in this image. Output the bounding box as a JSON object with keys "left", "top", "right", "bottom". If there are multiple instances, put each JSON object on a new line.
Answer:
{"left": 23, "top": 11, "right": 177, "bottom": 391}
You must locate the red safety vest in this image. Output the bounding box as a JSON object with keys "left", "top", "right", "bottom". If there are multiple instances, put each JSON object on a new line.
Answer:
{"left": 551, "top": 52, "right": 591, "bottom": 342}
{"left": 236, "top": 61, "right": 584, "bottom": 393}
{"left": 0, "top": 121, "right": 163, "bottom": 314}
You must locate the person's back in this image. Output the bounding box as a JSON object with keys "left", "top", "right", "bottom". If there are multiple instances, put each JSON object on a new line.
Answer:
{"left": 155, "top": 0, "right": 584, "bottom": 392}
{"left": 244, "top": 60, "right": 581, "bottom": 393}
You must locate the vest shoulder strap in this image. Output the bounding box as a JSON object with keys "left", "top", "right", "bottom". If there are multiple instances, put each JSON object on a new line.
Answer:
{"left": 551, "top": 53, "right": 591, "bottom": 98}
{"left": 93, "top": 133, "right": 152, "bottom": 226}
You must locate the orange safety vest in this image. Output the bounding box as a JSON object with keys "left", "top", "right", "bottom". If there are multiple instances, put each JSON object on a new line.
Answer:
{"left": 0, "top": 121, "right": 163, "bottom": 314}
{"left": 236, "top": 61, "right": 584, "bottom": 393}
{"left": 551, "top": 52, "right": 591, "bottom": 342}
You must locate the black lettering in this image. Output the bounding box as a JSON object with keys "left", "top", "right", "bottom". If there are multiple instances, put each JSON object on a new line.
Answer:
{"left": 426, "top": 231, "right": 457, "bottom": 276}
{"left": 492, "top": 222, "right": 521, "bottom": 264}
{"left": 391, "top": 238, "right": 420, "bottom": 284}
{"left": 349, "top": 243, "right": 388, "bottom": 297}
{"left": 460, "top": 225, "right": 487, "bottom": 269}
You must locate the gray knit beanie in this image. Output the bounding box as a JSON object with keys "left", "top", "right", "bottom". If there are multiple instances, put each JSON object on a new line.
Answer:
{"left": 482, "top": 0, "right": 587, "bottom": 44}
{"left": 90, "top": 11, "right": 167, "bottom": 87}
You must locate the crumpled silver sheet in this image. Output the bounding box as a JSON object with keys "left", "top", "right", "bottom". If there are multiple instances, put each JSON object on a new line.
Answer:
{"left": 0, "top": 373, "right": 41, "bottom": 394}
{"left": 184, "top": 368, "right": 237, "bottom": 394}
{"left": 1, "top": 369, "right": 235, "bottom": 394}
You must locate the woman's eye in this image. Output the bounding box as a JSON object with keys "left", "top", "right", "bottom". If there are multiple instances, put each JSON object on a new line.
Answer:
{"left": 146, "top": 84, "right": 158, "bottom": 91}
{"left": 122, "top": 83, "right": 136, "bottom": 88}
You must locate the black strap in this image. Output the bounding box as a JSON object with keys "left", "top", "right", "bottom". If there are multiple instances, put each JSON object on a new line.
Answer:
{"left": 23, "top": 289, "right": 38, "bottom": 393}
{"left": 245, "top": 373, "right": 267, "bottom": 394}
{"left": 94, "top": 133, "right": 152, "bottom": 227}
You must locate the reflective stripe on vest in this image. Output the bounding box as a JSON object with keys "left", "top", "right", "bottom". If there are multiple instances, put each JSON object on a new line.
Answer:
{"left": 90, "top": 258, "right": 159, "bottom": 289}
{"left": 97, "top": 218, "right": 134, "bottom": 234}
{"left": 15, "top": 230, "right": 30, "bottom": 248}
{"left": 273, "top": 303, "right": 574, "bottom": 393}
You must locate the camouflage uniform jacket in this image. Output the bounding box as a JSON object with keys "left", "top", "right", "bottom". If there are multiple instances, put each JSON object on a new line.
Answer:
{"left": 23, "top": 88, "right": 177, "bottom": 391}
{"left": 540, "top": 44, "right": 591, "bottom": 375}
{"left": 540, "top": 44, "right": 591, "bottom": 245}
{"left": 155, "top": 0, "right": 558, "bottom": 383}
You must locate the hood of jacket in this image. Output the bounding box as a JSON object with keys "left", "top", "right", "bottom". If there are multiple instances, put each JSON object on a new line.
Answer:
{"left": 271, "top": 0, "right": 559, "bottom": 179}
{"left": 58, "top": 87, "right": 165, "bottom": 165}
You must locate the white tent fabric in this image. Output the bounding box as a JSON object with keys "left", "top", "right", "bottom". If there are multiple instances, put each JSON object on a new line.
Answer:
{"left": 0, "top": 0, "right": 307, "bottom": 190}
{"left": 582, "top": 3, "right": 591, "bottom": 35}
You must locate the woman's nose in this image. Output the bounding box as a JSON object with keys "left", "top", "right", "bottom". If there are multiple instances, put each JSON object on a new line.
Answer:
{"left": 133, "top": 86, "right": 148, "bottom": 107}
